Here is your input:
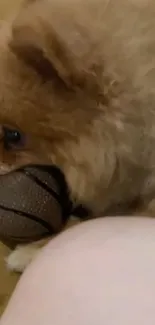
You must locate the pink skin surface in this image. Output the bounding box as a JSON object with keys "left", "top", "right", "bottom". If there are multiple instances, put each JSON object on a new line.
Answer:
{"left": 1, "top": 217, "right": 155, "bottom": 325}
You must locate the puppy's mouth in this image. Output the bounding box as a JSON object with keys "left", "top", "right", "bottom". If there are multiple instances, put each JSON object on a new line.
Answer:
{"left": 22, "top": 164, "right": 91, "bottom": 220}
{"left": 19, "top": 164, "right": 90, "bottom": 220}
{"left": 0, "top": 162, "right": 91, "bottom": 220}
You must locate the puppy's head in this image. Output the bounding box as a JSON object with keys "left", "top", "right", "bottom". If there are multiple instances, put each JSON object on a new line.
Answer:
{"left": 0, "top": 0, "right": 105, "bottom": 176}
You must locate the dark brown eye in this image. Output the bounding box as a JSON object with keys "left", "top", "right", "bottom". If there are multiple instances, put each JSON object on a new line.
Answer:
{"left": 3, "top": 126, "right": 25, "bottom": 150}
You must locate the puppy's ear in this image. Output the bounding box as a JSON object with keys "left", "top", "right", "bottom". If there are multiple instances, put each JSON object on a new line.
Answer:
{"left": 9, "top": 1, "right": 102, "bottom": 90}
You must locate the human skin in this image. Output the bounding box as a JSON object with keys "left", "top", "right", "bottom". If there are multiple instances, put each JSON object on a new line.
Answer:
{"left": 1, "top": 217, "right": 155, "bottom": 325}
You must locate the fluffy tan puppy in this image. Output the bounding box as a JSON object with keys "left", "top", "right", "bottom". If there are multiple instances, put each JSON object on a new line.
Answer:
{"left": 0, "top": 0, "right": 155, "bottom": 271}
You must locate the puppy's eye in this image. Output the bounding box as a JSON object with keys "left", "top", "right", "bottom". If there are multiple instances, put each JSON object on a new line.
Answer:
{"left": 2, "top": 126, "right": 25, "bottom": 150}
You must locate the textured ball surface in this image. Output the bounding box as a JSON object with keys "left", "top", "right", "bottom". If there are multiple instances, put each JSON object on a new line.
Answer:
{"left": 0, "top": 166, "right": 70, "bottom": 248}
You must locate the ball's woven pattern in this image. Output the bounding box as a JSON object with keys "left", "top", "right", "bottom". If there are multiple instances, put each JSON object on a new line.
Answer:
{"left": 0, "top": 166, "right": 71, "bottom": 248}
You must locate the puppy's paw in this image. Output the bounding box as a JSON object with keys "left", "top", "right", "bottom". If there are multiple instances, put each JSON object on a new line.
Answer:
{"left": 6, "top": 245, "right": 39, "bottom": 273}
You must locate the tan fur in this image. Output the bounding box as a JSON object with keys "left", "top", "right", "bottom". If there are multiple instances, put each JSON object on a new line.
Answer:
{"left": 1, "top": 0, "right": 155, "bottom": 271}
